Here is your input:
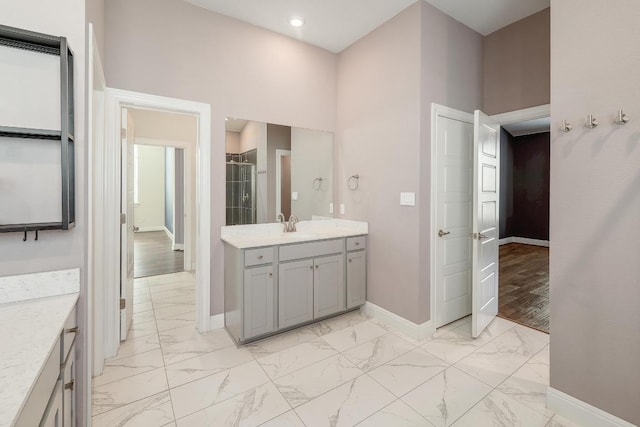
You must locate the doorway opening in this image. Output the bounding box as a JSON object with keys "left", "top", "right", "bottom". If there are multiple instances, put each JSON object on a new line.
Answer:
{"left": 497, "top": 116, "right": 550, "bottom": 333}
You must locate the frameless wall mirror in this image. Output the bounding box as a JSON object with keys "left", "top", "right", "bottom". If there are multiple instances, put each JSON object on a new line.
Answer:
{"left": 225, "top": 118, "right": 334, "bottom": 225}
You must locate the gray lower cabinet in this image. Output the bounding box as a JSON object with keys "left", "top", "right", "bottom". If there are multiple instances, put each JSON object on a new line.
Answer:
{"left": 244, "top": 265, "right": 276, "bottom": 338}
{"left": 279, "top": 258, "right": 314, "bottom": 328}
{"left": 314, "top": 254, "right": 345, "bottom": 318}
{"left": 346, "top": 249, "right": 367, "bottom": 308}
{"left": 40, "top": 381, "right": 63, "bottom": 427}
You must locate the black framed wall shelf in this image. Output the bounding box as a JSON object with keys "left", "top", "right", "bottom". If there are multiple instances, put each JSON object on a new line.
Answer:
{"left": 0, "top": 24, "right": 75, "bottom": 234}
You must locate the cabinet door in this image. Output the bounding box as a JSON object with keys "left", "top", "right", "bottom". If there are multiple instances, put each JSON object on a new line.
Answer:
{"left": 40, "top": 381, "right": 63, "bottom": 427}
{"left": 244, "top": 265, "right": 276, "bottom": 339}
{"left": 279, "top": 259, "right": 314, "bottom": 328}
{"left": 63, "top": 344, "right": 75, "bottom": 427}
{"left": 314, "top": 254, "right": 346, "bottom": 318}
{"left": 347, "top": 250, "right": 367, "bottom": 309}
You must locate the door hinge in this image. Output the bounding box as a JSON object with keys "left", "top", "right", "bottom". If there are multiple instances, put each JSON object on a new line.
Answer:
{"left": 120, "top": 213, "right": 127, "bottom": 225}
{"left": 121, "top": 128, "right": 127, "bottom": 138}
{"left": 120, "top": 298, "right": 126, "bottom": 310}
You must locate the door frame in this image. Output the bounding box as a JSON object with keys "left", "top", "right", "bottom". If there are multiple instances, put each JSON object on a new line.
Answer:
{"left": 275, "top": 149, "right": 291, "bottom": 216}
{"left": 95, "top": 88, "right": 211, "bottom": 365}
{"left": 429, "top": 103, "right": 550, "bottom": 331}
{"left": 135, "top": 137, "right": 194, "bottom": 270}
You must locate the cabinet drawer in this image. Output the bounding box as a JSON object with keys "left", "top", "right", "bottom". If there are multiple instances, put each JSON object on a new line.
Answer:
{"left": 279, "top": 239, "right": 344, "bottom": 262}
{"left": 346, "top": 236, "right": 366, "bottom": 251}
{"left": 245, "top": 247, "right": 274, "bottom": 267}
{"left": 61, "top": 306, "right": 77, "bottom": 364}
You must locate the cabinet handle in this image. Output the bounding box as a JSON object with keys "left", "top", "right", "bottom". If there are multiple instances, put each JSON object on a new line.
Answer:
{"left": 268, "top": 273, "right": 273, "bottom": 278}
{"left": 355, "top": 242, "right": 360, "bottom": 246}
{"left": 65, "top": 380, "right": 75, "bottom": 391}
{"left": 65, "top": 326, "right": 79, "bottom": 334}
{"left": 348, "top": 259, "right": 352, "bottom": 263}
{"left": 258, "top": 255, "right": 263, "bottom": 259}
{"left": 309, "top": 266, "right": 313, "bottom": 270}
{"left": 315, "top": 265, "right": 319, "bottom": 269}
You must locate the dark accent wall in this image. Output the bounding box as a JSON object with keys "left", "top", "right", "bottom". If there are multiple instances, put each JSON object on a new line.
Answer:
{"left": 499, "top": 128, "right": 514, "bottom": 238}
{"left": 513, "top": 132, "right": 550, "bottom": 240}
{"left": 499, "top": 131, "right": 550, "bottom": 240}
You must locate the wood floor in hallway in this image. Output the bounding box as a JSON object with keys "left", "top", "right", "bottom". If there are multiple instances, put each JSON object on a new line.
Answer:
{"left": 134, "top": 231, "right": 184, "bottom": 278}
{"left": 498, "top": 243, "right": 549, "bottom": 333}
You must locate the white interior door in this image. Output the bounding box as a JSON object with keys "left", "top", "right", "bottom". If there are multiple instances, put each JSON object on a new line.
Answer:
{"left": 120, "top": 108, "right": 135, "bottom": 340}
{"left": 471, "top": 110, "right": 500, "bottom": 338}
{"left": 435, "top": 110, "right": 474, "bottom": 328}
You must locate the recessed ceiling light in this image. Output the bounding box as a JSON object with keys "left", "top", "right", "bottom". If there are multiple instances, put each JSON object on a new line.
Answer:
{"left": 289, "top": 16, "right": 304, "bottom": 27}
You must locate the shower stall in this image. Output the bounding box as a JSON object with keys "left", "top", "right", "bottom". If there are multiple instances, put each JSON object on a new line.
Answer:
{"left": 226, "top": 150, "right": 257, "bottom": 225}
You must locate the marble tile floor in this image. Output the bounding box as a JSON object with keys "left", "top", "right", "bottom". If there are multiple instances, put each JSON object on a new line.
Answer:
{"left": 92, "top": 272, "right": 578, "bottom": 427}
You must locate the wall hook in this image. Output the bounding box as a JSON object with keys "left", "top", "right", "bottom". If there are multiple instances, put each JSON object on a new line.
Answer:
{"left": 561, "top": 120, "right": 573, "bottom": 132}
{"left": 23, "top": 228, "right": 27, "bottom": 242}
{"left": 614, "top": 109, "right": 630, "bottom": 125}
{"left": 586, "top": 114, "right": 599, "bottom": 129}
{"left": 35, "top": 230, "right": 39, "bottom": 241}
{"left": 313, "top": 177, "right": 323, "bottom": 191}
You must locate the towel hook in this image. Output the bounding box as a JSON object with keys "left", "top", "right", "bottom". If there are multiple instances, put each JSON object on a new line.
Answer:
{"left": 614, "top": 109, "right": 630, "bottom": 125}
{"left": 23, "top": 228, "right": 27, "bottom": 242}
{"left": 586, "top": 114, "right": 599, "bottom": 129}
{"left": 313, "top": 177, "right": 323, "bottom": 191}
{"left": 560, "top": 120, "right": 573, "bottom": 132}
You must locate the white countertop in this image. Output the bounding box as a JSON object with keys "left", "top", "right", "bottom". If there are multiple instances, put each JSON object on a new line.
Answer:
{"left": 221, "top": 219, "right": 368, "bottom": 249}
{"left": 0, "top": 269, "right": 80, "bottom": 427}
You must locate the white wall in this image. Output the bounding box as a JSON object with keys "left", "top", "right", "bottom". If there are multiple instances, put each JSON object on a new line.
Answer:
{"left": 550, "top": 0, "right": 640, "bottom": 424}
{"left": 134, "top": 145, "right": 166, "bottom": 229}
{"left": 225, "top": 131, "right": 240, "bottom": 154}
{"left": 291, "top": 127, "right": 333, "bottom": 220}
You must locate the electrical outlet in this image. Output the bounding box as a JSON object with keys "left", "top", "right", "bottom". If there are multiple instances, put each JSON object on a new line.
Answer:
{"left": 400, "top": 192, "right": 416, "bottom": 206}
{"left": 340, "top": 204, "right": 345, "bottom": 215}
{"left": 329, "top": 203, "right": 334, "bottom": 214}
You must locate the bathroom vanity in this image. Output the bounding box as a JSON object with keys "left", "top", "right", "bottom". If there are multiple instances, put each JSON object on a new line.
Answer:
{"left": 0, "top": 269, "right": 79, "bottom": 427}
{"left": 222, "top": 220, "right": 367, "bottom": 344}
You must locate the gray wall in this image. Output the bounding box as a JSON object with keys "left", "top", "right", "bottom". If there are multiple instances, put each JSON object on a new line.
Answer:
{"left": 483, "top": 8, "right": 550, "bottom": 115}
{"left": 174, "top": 148, "right": 184, "bottom": 245}
{"left": 337, "top": 1, "right": 483, "bottom": 324}
{"left": 164, "top": 147, "right": 175, "bottom": 235}
{"left": 550, "top": 0, "right": 640, "bottom": 424}
{"left": 105, "top": 0, "right": 338, "bottom": 315}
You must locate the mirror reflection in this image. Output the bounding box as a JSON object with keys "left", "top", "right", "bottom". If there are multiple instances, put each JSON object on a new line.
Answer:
{"left": 225, "top": 119, "right": 333, "bottom": 225}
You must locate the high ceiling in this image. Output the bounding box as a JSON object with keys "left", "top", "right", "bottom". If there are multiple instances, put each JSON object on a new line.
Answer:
{"left": 184, "top": 0, "right": 549, "bottom": 53}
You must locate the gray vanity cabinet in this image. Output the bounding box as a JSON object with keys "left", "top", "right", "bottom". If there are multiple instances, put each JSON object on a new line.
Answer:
{"left": 346, "top": 249, "right": 367, "bottom": 309}
{"left": 314, "top": 254, "right": 345, "bottom": 318}
{"left": 244, "top": 265, "right": 276, "bottom": 338}
{"left": 278, "top": 259, "right": 314, "bottom": 328}
{"left": 40, "top": 381, "right": 63, "bottom": 427}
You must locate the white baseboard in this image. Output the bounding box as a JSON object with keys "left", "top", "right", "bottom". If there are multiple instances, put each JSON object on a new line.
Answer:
{"left": 210, "top": 314, "right": 224, "bottom": 330}
{"left": 499, "top": 236, "right": 549, "bottom": 247}
{"left": 173, "top": 243, "right": 185, "bottom": 251}
{"left": 135, "top": 226, "right": 165, "bottom": 232}
{"left": 547, "top": 388, "right": 636, "bottom": 427}
{"left": 361, "top": 302, "right": 435, "bottom": 341}
{"left": 163, "top": 226, "right": 174, "bottom": 242}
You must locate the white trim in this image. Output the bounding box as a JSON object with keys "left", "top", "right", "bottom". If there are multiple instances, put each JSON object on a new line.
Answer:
{"left": 547, "top": 388, "right": 636, "bottom": 427}
{"left": 491, "top": 104, "right": 550, "bottom": 125}
{"left": 98, "top": 88, "right": 211, "bottom": 364}
{"left": 430, "top": 103, "right": 474, "bottom": 330}
{"left": 362, "top": 302, "right": 435, "bottom": 341}
{"left": 135, "top": 226, "right": 165, "bottom": 232}
{"left": 210, "top": 314, "right": 225, "bottom": 330}
{"left": 163, "top": 226, "right": 174, "bottom": 241}
{"left": 500, "top": 236, "right": 549, "bottom": 247}
{"left": 173, "top": 243, "right": 185, "bottom": 251}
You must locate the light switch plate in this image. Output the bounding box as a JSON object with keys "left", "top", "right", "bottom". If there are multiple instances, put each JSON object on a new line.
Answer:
{"left": 329, "top": 203, "right": 334, "bottom": 214}
{"left": 340, "top": 204, "right": 345, "bottom": 214}
{"left": 291, "top": 191, "right": 298, "bottom": 201}
{"left": 400, "top": 192, "right": 416, "bottom": 206}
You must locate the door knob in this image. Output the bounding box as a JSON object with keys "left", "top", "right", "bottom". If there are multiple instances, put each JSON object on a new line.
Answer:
{"left": 438, "top": 229, "right": 450, "bottom": 238}
{"left": 471, "top": 232, "right": 490, "bottom": 240}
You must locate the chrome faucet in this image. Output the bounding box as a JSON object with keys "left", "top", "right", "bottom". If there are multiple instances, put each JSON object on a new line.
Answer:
{"left": 284, "top": 215, "right": 298, "bottom": 233}
{"left": 277, "top": 213, "right": 285, "bottom": 224}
